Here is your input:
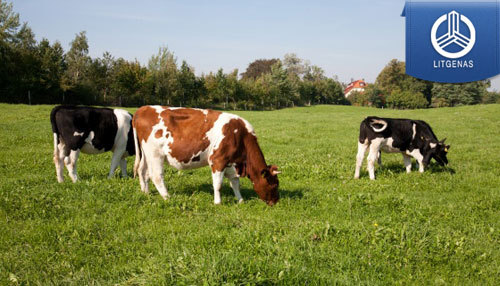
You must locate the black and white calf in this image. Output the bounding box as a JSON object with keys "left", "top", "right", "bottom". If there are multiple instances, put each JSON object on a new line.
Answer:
{"left": 50, "top": 106, "right": 135, "bottom": 182}
{"left": 354, "top": 116, "right": 450, "bottom": 180}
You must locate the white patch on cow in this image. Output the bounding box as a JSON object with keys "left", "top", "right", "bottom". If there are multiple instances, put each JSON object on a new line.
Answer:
{"left": 430, "top": 143, "right": 437, "bottom": 148}
{"left": 81, "top": 131, "right": 105, "bottom": 154}
{"left": 234, "top": 129, "right": 238, "bottom": 134}
{"left": 206, "top": 113, "right": 242, "bottom": 161}
{"left": 380, "top": 137, "right": 401, "bottom": 153}
{"left": 412, "top": 123, "right": 417, "bottom": 140}
{"left": 370, "top": 119, "right": 388, "bottom": 132}
{"left": 203, "top": 109, "right": 208, "bottom": 116}
{"left": 148, "top": 105, "right": 163, "bottom": 114}
{"left": 212, "top": 170, "right": 224, "bottom": 204}
{"left": 73, "top": 131, "right": 84, "bottom": 137}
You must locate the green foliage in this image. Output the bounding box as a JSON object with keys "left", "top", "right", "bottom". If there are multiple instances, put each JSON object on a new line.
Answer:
{"left": 386, "top": 90, "right": 428, "bottom": 109}
{"left": 347, "top": 90, "right": 371, "bottom": 106}
{"left": 432, "top": 82, "right": 489, "bottom": 107}
{"left": 376, "top": 59, "right": 432, "bottom": 101}
{"left": 481, "top": 91, "right": 500, "bottom": 104}
{"left": 1, "top": 104, "right": 500, "bottom": 284}
{"left": 240, "top": 58, "right": 278, "bottom": 80}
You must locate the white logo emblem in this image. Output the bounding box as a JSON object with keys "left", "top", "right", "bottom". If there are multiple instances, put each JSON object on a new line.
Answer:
{"left": 431, "top": 10, "right": 476, "bottom": 59}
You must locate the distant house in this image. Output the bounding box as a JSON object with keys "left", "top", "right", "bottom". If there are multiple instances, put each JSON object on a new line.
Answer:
{"left": 344, "top": 79, "right": 366, "bottom": 98}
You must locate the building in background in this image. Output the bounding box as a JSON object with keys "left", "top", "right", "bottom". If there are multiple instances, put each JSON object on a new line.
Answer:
{"left": 344, "top": 79, "right": 366, "bottom": 98}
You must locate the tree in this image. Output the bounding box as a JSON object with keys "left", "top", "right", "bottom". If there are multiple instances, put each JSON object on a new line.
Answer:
{"left": 111, "top": 59, "right": 147, "bottom": 106}
{"left": 0, "top": 0, "right": 20, "bottom": 43}
{"left": 241, "top": 58, "right": 278, "bottom": 80}
{"left": 347, "top": 90, "right": 371, "bottom": 106}
{"left": 376, "top": 59, "right": 432, "bottom": 103}
{"left": 431, "top": 81, "right": 488, "bottom": 107}
{"left": 63, "top": 31, "right": 90, "bottom": 89}
{"left": 283, "top": 53, "right": 309, "bottom": 78}
{"left": 177, "top": 60, "right": 197, "bottom": 106}
{"left": 36, "top": 39, "right": 65, "bottom": 103}
{"left": 147, "top": 46, "right": 178, "bottom": 105}
{"left": 386, "top": 90, "right": 428, "bottom": 109}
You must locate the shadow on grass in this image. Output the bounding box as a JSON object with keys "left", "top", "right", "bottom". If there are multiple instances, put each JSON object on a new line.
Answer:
{"left": 188, "top": 183, "right": 304, "bottom": 201}
{"left": 378, "top": 161, "right": 456, "bottom": 175}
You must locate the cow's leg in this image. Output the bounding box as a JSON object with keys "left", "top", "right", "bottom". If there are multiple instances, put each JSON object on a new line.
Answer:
{"left": 354, "top": 141, "right": 369, "bottom": 179}
{"left": 65, "top": 149, "right": 80, "bottom": 183}
{"left": 146, "top": 154, "right": 169, "bottom": 199}
{"left": 418, "top": 161, "right": 425, "bottom": 173}
{"left": 377, "top": 151, "right": 382, "bottom": 166}
{"left": 224, "top": 166, "right": 243, "bottom": 203}
{"left": 108, "top": 149, "right": 125, "bottom": 179}
{"left": 120, "top": 156, "right": 128, "bottom": 178}
{"left": 408, "top": 149, "right": 425, "bottom": 173}
{"left": 367, "top": 139, "right": 382, "bottom": 180}
{"left": 54, "top": 138, "right": 65, "bottom": 183}
{"left": 403, "top": 154, "right": 412, "bottom": 173}
{"left": 212, "top": 170, "right": 225, "bottom": 205}
{"left": 138, "top": 152, "right": 149, "bottom": 194}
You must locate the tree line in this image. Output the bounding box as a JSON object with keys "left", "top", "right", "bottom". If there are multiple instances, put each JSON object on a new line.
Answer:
{"left": 0, "top": 2, "right": 346, "bottom": 109}
{"left": 1, "top": 1, "right": 498, "bottom": 110}
{"left": 347, "top": 59, "right": 500, "bottom": 108}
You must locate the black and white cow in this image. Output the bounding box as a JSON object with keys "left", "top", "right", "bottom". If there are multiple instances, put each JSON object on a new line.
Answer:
{"left": 354, "top": 116, "right": 450, "bottom": 180}
{"left": 50, "top": 105, "right": 135, "bottom": 182}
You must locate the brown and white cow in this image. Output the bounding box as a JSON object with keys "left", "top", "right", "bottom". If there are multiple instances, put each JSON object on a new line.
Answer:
{"left": 132, "top": 106, "right": 280, "bottom": 205}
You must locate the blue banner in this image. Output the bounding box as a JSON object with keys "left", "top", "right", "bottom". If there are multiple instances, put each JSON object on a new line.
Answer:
{"left": 402, "top": 1, "right": 500, "bottom": 83}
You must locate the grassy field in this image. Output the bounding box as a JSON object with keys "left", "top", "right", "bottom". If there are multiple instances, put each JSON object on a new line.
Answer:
{"left": 0, "top": 103, "right": 499, "bottom": 284}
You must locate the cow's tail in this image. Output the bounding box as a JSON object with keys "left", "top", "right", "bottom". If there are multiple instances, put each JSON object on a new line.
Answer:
{"left": 132, "top": 123, "right": 141, "bottom": 178}
{"left": 368, "top": 118, "right": 388, "bottom": 133}
{"left": 50, "top": 106, "right": 61, "bottom": 161}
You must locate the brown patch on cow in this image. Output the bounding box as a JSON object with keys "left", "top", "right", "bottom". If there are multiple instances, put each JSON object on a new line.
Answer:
{"left": 133, "top": 106, "right": 161, "bottom": 143}
{"left": 165, "top": 133, "right": 169, "bottom": 138}
{"left": 155, "top": 129, "right": 163, "bottom": 138}
{"left": 209, "top": 118, "right": 248, "bottom": 172}
{"left": 160, "top": 108, "right": 221, "bottom": 163}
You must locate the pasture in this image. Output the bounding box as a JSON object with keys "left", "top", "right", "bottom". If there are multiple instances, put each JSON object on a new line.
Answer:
{"left": 1, "top": 103, "right": 499, "bottom": 284}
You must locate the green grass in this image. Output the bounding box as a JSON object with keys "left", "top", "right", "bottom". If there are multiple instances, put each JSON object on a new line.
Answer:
{"left": 1, "top": 103, "right": 499, "bottom": 285}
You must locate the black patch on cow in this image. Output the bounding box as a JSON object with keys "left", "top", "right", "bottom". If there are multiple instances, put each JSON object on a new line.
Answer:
{"left": 51, "top": 105, "right": 118, "bottom": 157}
{"left": 192, "top": 155, "right": 201, "bottom": 162}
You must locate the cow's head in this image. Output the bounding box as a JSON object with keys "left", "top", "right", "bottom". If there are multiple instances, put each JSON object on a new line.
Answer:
{"left": 254, "top": 165, "right": 280, "bottom": 206}
{"left": 426, "top": 138, "right": 450, "bottom": 166}
{"left": 433, "top": 138, "right": 450, "bottom": 166}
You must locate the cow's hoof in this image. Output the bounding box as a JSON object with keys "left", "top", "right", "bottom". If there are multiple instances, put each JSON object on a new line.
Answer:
{"left": 238, "top": 199, "right": 244, "bottom": 204}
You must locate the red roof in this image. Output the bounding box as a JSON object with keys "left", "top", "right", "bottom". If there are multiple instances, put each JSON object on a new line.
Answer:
{"left": 344, "top": 79, "right": 366, "bottom": 94}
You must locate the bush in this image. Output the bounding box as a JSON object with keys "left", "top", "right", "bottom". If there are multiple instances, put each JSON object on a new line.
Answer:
{"left": 386, "top": 90, "right": 428, "bottom": 109}
{"left": 347, "top": 91, "right": 371, "bottom": 106}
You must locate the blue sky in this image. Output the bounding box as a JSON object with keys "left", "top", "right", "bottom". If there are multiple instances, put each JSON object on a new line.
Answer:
{"left": 12, "top": 0, "right": 500, "bottom": 89}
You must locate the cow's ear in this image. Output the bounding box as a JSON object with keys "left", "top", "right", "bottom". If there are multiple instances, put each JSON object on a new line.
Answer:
{"left": 269, "top": 165, "right": 281, "bottom": 176}
{"left": 261, "top": 169, "right": 270, "bottom": 178}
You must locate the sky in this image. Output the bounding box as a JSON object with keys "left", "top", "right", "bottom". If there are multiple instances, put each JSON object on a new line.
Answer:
{"left": 11, "top": 0, "right": 500, "bottom": 90}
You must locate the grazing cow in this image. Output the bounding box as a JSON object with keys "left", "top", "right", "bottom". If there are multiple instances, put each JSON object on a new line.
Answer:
{"left": 50, "top": 105, "right": 135, "bottom": 182}
{"left": 132, "top": 106, "right": 280, "bottom": 205}
{"left": 354, "top": 116, "right": 450, "bottom": 180}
